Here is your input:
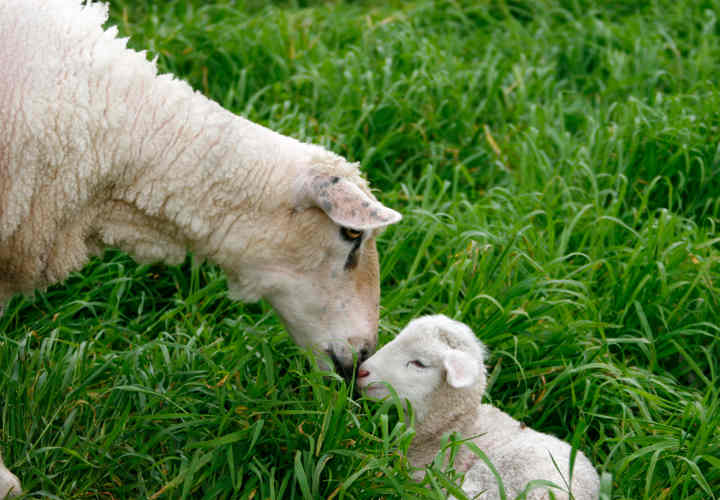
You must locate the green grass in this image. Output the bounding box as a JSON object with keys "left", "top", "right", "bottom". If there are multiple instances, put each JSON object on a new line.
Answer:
{"left": 2, "top": 0, "right": 719, "bottom": 498}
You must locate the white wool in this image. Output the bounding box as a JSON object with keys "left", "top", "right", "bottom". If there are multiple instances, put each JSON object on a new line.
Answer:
{"left": 0, "top": 0, "right": 401, "bottom": 493}
{"left": 0, "top": 452, "right": 20, "bottom": 498}
{"left": 358, "top": 315, "right": 600, "bottom": 500}
{"left": 0, "top": 0, "right": 401, "bottom": 349}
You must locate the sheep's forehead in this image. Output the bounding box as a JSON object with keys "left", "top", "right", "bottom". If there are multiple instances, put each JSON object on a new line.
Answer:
{"left": 369, "top": 332, "right": 434, "bottom": 366}
{"left": 295, "top": 151, "right": 387, "bottom": 240}
{"left": 398, "top": 315, "right": 484, "bottom": 356}
{"left": 389, "top": 332, "right": 442, "bottom": 357}
{"left": 307, "top": 150, "right": 370, "bottom": 195}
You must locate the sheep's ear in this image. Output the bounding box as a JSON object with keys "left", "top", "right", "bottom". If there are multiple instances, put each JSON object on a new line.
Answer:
{"left": 443, "top": 350, "right": 480, "bottom": 389}
{"left": 298, "top": 174, "right": 402, "bottom": 230}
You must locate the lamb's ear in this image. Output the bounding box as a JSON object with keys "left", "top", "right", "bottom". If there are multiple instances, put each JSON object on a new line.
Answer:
{"left": 298, "top": 173, "right": 402, "bottom": 230}
{"left": 443, "top": 350, "right": 480, "bottom": 389}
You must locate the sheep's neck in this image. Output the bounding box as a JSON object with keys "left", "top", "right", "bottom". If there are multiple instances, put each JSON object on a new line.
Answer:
{"left": 115, "top": 83, "right": 287, "bottom": 243}
{"left": 409, "top": 390, "right": 484, "bottom": 470}
{"left": 99, "top": 75, "right": 309, "bottom": 295}
{"left": 0, "top": 5, "right": 307, "bottom": 301}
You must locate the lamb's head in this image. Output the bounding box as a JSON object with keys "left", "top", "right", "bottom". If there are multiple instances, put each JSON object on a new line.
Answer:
{"left": 221, "top": 151, "right": 401, "bottom": 377}
{"left": 357, "top": 315, "right": 486, "bottom": 422}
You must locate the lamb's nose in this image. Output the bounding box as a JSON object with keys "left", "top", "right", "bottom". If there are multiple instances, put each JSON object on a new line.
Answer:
{"left": 357, "top": 369, "right": 370, "bottom": 378}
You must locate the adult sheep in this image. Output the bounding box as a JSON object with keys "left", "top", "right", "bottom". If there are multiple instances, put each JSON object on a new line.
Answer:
{"left": 0, "top": 0, "right": 401, "bottom": 495}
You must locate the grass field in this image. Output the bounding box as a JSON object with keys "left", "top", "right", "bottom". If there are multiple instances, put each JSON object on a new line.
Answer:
{"left": 2, "top": 0, "right": 719, "bottom": 498}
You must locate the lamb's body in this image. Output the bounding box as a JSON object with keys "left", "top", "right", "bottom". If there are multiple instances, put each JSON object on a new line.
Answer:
{"left": 358, "top": 315, "right": 600, "bottom": 500}
{"left": 463, "top": 405, "right": 599, "bottom": 499}
{"left": 1, "top": 0, "right": 400, "bottom": 494}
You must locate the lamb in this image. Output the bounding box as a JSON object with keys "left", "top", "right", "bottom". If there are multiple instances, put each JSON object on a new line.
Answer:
{"left": 0, "top": 0, "right": 401, "bottom": 494}
{"left": 357, "top": 315, "right": 600, "bottom": 500}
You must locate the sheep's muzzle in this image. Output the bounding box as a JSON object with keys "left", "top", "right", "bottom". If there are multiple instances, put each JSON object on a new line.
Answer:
{"left": 329, "top": 347, "right": 371, "bottom": 382}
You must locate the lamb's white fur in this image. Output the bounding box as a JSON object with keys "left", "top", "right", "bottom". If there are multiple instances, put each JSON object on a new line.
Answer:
{"left": 0, "top": 0, "right": 400, "bottom": 493}
{"left": 358, "top": 315, "right": 600, "bottom": 500}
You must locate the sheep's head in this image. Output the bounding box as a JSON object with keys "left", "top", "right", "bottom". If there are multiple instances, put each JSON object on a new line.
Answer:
{"left": 222, "top": 155, "right": 401, "bottom": 378}
{"left": 357, "top": 315, "right": 486, "bottom": 422}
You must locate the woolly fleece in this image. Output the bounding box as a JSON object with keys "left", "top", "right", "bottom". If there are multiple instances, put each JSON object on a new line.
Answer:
{"left": 358, "top": 315, "right": 600, "bottom": 500}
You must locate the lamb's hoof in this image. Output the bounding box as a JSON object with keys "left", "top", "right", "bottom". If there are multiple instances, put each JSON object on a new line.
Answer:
{"left": 0, "top": 465, "right": 21, "bottom": 498}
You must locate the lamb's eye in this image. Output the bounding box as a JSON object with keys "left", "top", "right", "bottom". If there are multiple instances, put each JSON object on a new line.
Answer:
{"left": 340, "top": 227, "right": 363, "bottom": 242}
{"left": 408, "top": 360, "right": 427, "bottom": 369}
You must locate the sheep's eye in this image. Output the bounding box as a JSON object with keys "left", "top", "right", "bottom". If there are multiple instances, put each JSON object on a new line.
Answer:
{"left": 408, "top": 360, "right": 427, "bottom": 369}
{"left": 340, "top": 227, "right": 364, "bottom": 242}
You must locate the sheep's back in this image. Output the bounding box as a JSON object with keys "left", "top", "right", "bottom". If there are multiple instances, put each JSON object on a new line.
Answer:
{"left": 0, "top": 0, "right": 206, "bottom": 296}
{"left": 463, "top": 405, "right": 599, "bottom": 500}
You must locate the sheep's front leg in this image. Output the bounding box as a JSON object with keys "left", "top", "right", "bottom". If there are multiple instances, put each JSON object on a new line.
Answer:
{"left": 0, "top": 306, "right": 21, "bottom": 498}
{"left": 0, "top": 453, "right": 21, "bottom": 498}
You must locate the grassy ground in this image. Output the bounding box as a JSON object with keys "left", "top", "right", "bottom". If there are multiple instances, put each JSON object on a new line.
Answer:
{"left": 2, "top": 0, "right": 719, "bottom": 498}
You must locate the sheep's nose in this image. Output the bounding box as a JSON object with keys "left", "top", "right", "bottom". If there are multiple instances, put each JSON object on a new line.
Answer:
{"left": 357, "top": 369, "right": 370, "bottom": 378}
{"left": 328, "top": 352, "right": 354, "bottom": 380}
{"left": 327, "top": 338, "right": 374, "bottom": 381}
{"left": 347, "top": 337, "right": 375, "bottom": 364}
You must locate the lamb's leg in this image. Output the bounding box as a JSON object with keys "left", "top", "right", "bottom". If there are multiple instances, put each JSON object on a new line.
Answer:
{"left": 0, "top": 452, "right": 21, "bottom": 498}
